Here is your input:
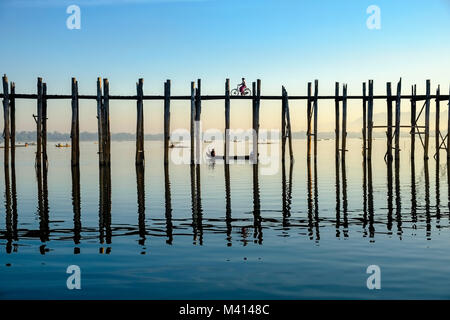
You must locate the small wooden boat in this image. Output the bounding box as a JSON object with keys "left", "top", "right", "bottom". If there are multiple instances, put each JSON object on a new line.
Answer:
{"left": 206, "top": 152, "right": 254, "bottom": 161}
{"left": 55, "top": 143, "right": 70, "bottom": 148}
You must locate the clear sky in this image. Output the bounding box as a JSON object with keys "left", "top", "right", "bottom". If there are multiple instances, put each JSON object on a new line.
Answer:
{"left": 1, "top": 0, "right": 449, "bottom": 134}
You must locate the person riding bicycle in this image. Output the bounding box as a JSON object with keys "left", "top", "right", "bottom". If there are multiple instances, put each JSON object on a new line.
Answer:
{"left": 239, "top": 78, "right": 247, "bottom": 96}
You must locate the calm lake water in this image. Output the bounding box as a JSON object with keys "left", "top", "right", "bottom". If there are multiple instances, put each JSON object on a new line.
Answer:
{"left": 1, "top": 138, "right": 450, "bottom": 299}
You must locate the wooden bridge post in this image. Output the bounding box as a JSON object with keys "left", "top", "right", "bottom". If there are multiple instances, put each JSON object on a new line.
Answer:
{"left": 394, "top": 79, "right": 401, "bottom": 160}
{"left": 256, "top": 79, "right": 261, "bottom": 162}
{"left": 307, "top": 82, "right": 312, "bottom": 158}
{"left": 285, "top": 88, "right": 293, "bottom": 161}
{"left": 191, "top": 81, "right": 196, "bottom": 165}
{"left": 424, "top": 79, "right": 431, "bottom": 160}
{"left": 224, "top": 79, "right": 230, "bottom": 164}
{"left": 10, "top": 82, "right": 15, "bottom": 166}
{"left": 252, "top": 82, "right": 257, "bottom": 162}
{"left": 435, "top": 85, "right": 440, "bottom": 160}
{"left": 447, "top": 86, "right": 450, "bottom": 160}
{"left": 2, "top": 75, "right": 10, "bottom": 168}
{"left": 334, "top": 82, "right": 340, "bottom": 159}
{"left": 164, "top": 80, "right": 171, "bottom": 165}
{"left": 362, "top": 82, "right": 367, "bottom": 160}
{"left": 195, "top": 79, "right": 202, "bottom": 164}
{"left": 136, "top": 78, "right": 144, "bottom": 166}
{"left": 281, "top": 86, "right": 287, "bottom": 162}
{"left": 386, "top": 82, "right": 393, "bottom": 161}
{"left": 42, "top": 83, "right": 48, "bottom": 167}
{"left": 36, "top": 77, "right": 43, "bottom": 167}
{"left": 103, "top": 79, "right": 111, "bottom": 166}
{"left": 411, "top": 85, "right": 416, "bottom": 159}
{"left": 96, "top": 78, "right": 104, "bottom": 166}
{"left": 71, "top": 78, "right": 80, "bottom": 166}
{"left": 367, "top": 80, "right": 374, "bottom": 160}
{"left": 313, "top": 80, "right": 319, "bottom": 157}
{"left": 342, "top": 84, "right": 348, "bottom": 158}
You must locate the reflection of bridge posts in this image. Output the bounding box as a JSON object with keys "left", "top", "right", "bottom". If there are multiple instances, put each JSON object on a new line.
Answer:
{"left": 410, "top": 159, "right": 418, "bottom": 233}
{"left": 281, "top": 160, "right": 292, "bottom": 228}
{"left": 190, "top": 164, "right": 203, "bottom": 245}
{"left": 99, "top": 165, "right": 112, "bottom": 249}
{"left": 394, "top": 157, "right": 402, "bottom": 237}
{"left": 4, "top": 165, "right": 18, "bottom": 253}
{"left": 71, "top": 165, "right": 81, "bottom": 250}
{"left": 435, "top": 159, "right": 441, "bottom": 229}
{"left": 386, "top": 155, "right": 393, "bottom": 234}
{"left": 224, "top": 164, "right": 232, "bottom": 246}
{"left": 252, "top": 164, "right": 262, "bottom": 244}
{"left": 334, "top": 157, "right": 340, "bottom": 237}
{"left": 136, "top": 164, "right": 146, "bottom": 246}
{"left": 164, "top": 164, "right": 173, "bottom": 245}
{"left": 341, "top": 157, "right": 348, "bottom": 238}
{"left": 424, "top": 160, "right": 431, "bottom": 239}
{"left": 307, "top": 158, "right": 319, "bottom": 241}
{"left": 37, "top": 162, "right": 49, "bottom": 251}
{"left": 367, "top": 159, "right": 375, "bottom": 238}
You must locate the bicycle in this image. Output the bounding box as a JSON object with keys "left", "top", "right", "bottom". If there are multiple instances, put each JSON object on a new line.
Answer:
{"left": 231, "top": 84, "right": 251, "bottom": 96}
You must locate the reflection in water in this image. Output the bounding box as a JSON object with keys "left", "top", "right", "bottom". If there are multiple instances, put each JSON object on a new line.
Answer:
{"left": 3, "top": 141, "right": 450, "bottom": 253}
{"left": 37, "top": 164, "right": 49, "bottom": 250}
{"left": 71, "top": 165, "right": 81, "bottom": 249}
{"left": 281, "top": 160, "right": 292, "bottom": 229}
{"left": 4, "top": 165, "right": 18, "bottom": 253}
{"left": 136, "top": 164, "right": 146, "bottom": 246}
{"left": 164, "top": 164, "right": 173, "bottom": 245}
{"left": 191, "top": 164, "right": 203, "bottom": 245}
{"left": 386, "top": 158, "right": 393, "bottom": 233}
{"left": 307, "top": 158, "right": 319, "bottom": 241}
{"left": 99, "top": 165, "right": 112, "bottom": 250}
{"left": 424, "top": 160, "right": 431, "bottom": 240}
{"left": 224, "top": 164, "right": 232, "bottom": 246}
{"left": 252, "top": 164, "right": 262, "bottom": 244}
{"left": 411, "top": 159, "right": 418, "bottom": 234}
{"left": 395, "top": 159, "right": 402, "bottom": 237}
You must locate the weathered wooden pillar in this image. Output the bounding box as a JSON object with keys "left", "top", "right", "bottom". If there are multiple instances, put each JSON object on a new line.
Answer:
{"left": 281, "top": 86, "right": 287, "bottom": 162}
{"left": 362, "top": 82, "right": 367, "bottom": 160}
{"left": 435, "top": 85, "right": 440, "bottom": 160}
{"left": 195, "top": 79, "right": 202, "bottom": 164}
{"left": 190, "top": 81, "right": 196, "bottom": 165}
{"left": 307, "top": 82, "right": 312, "bottom": 158}
{"left": 10, "top": 82, "right": 15, "bottom": 166}
{"left": 36, "top": 77, "right": 43, "bottom": 167}
{"left": 2, "top": 75, "right": 10, "bottom": 168}
{"left": 424, "top": 79, "right": 431, "bottom": 160}
{"left": 252, "top": 81, "right": 257, "bottom": 162}
{"left": 334, "top": 82, "right": 340, "bottom": 159}
{"left": 447, "top": 86, "right": 450, "bottom": 160}
{"left": 253, "top": 79, "right": 261, "bottom": 163}
{"left": 103, "top": 79, "right": 111, "bottom": 166}
{"left": 164, "top": 80, "right": 171, "bottom": 165}
{"left": 386, "top": 82, "right": 393, "bottom": 161}
{"left": 285, "top": 88, "right": 293, "bottom": 161}
{"left": 96, "top": 78, "right": 104, "bottom": 166}
{"left": 341, "top": 84, "right": 348, "bottom": 157}
{"left": 224, "top": 79, "right": 230, "bottom": 164}
{"left": 367, "top": 80, "right": 374, "bottom": 160}
{"left": 42, "top": 83, "right": 48, "bottom": 167}
{"left": 410, "top": 85, "right": 416, "bottom": 159}
{"left": 394, "top": 79, "right": 401, "bottom": 160}
{"left": 71, "top": 78, "right": 80, "bottom": 166}
{"left": 136, "top": 78, "right": 145, "bottom": 166}
{"left": 313, "top": 80, "right": 319, "bottom": 157}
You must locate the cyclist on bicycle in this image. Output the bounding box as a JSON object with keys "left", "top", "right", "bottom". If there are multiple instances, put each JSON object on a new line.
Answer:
{"left": 239, "top": 78, "right": 247, "bottom": 96}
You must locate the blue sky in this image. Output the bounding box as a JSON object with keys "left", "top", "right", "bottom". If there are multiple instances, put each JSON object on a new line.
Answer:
{"left": 1, "top": 0, "right": 449, "bottom": 133}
